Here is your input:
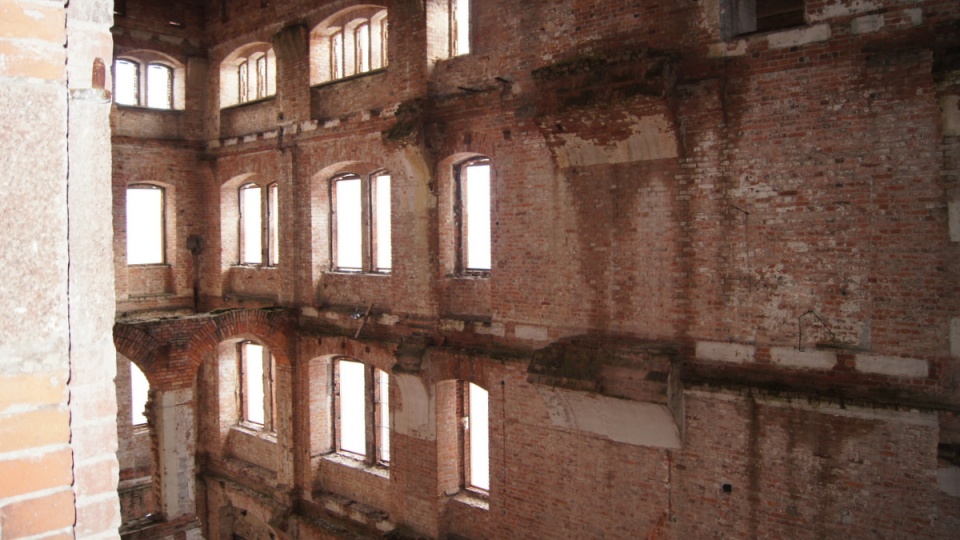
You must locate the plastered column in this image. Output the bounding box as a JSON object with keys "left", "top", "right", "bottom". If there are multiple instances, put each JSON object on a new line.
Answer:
{"left": 157, "top": 387, "right": 197, "bottom": 519}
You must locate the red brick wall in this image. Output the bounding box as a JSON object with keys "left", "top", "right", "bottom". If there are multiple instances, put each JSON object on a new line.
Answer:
{"left": 110, "top": 0, "right": 960, "bottom": 538}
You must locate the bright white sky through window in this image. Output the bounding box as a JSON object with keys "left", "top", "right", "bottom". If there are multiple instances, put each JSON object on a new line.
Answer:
{"left": 465, "top": 163, "right": 491, "bottom": 270}
{"left": 454, "top": 0, "right": 470, "bottom": 56}
{"left": 241, "top": 185, "right": 262, "bottom": 264}
{"left": 469, "top": 382, "right": 489, "bottom": 491}
{"left": 126, "top": 186, "right": 163, "bottom": 265}
{"left": 379, "top": 369, "right": 390, "bottom": 462}
{"left": 243, "top": 342, "right": 265, "bottom": 425}
{"left": 336, "top": 177, "right": 362, "bottom": 270}
{"left": 340, "top": 360, "right": 366, "bottom": 456}
{"left": 130, "top": 362, "right": 149, "bottom": 425}
{"left": 115, "top": 59, "right": 138, "bottom": 105}
{"left": 375, "top": 174, "right": 391, "bottom": 271}
{"left": 146, "top": 64, "right": 171, "bottom": 109}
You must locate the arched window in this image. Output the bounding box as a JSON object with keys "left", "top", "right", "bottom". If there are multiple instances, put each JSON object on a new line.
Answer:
{"left": 238, "top": 181, "right": 279, "bottom": 266}
{"left": 221, "top": 44, "right": 276, "bottom": 108}
{"left": 239, "top": 341, "right": 276, "bottom": 431}
{"left": 334, "top": 358, "right": 390, "bottom": 464}
{"left": 126, "top": 184, "right": 165, "bottom": 265}
{"left": 311, "top": 7, "right": 388, "bottom": 85}
{"left": 455, "top": 157, "right": 492, "bottom": 273}
{"left": 330, "top": 171, "right": 391, "bottom": 272}
{"left": 113, "top": 56, "right": 180, "bottom": 109}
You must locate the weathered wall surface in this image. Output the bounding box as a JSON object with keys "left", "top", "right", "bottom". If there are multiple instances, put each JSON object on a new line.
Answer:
{"left": 109, "top": 0, "right": 960, "bottom": 539}
{"left": 0, "top": 0, "right": 119, "bottom": 537}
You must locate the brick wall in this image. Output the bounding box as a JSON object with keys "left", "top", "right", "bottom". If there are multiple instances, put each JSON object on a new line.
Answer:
{"left": 107, "top": 0, "right": 960, "bottom": 538}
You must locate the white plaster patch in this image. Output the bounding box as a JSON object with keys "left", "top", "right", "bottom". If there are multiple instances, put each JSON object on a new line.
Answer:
{"left": 263, "top": 130, "right": 278, "bottom": 140}
{"left": 854, "top": 354, "right": 928, "bottom": 378}
{"left": 300, "top": 306, "right": 319, "bottom": 318}
{"left": 474, "top": 322, "right": 505, "bottom": 337}
{"left": 942, "top": 95, "right": 960, "bottom": 137}
{"left": 905, "top": 8, "right": 922, "bottom": 26}
{"left": 767, "top": 24, "right": 831, "bottom": 49}
{"left": 696, "top": 341, "right": 755, "bottom": 364}
{"left": 553, "top": 114, "right": 678, "bottom": 167}
{"left": 393, "top": 374, "right": 435, "bottom": 440}
{"left": 707, "top": 40, "right": 747, "bottom": 58}
{"left": 940, "top": 466, "right": 960, "bottom": 497}
{"left": 323, "top": 118, "right": 340, "bottom": 129}
{"left": 770, "top": 347, "right": 836, "bottom": 370}
{"left": 223, "top": 137, "right": 238, "bottom": 146}
{"left": 810, "top": 0, "right": 880, "bottom": 22}
{"left": 515, "top": 324, "right": 549, "bottom": 341}
{"left": 377, "top": 314, "right": 400, "bottom": 326}
{"left": 301, "top": 120, "right": 318, "bottom": 132}
{"left": 242, "top": 134, "right": 257, "bottom": 143}
{"left": 537, "top": 387, "right": 681, "bottom": 449}
{"left": 851, "top": 14, "right": 884, "bottom": 35}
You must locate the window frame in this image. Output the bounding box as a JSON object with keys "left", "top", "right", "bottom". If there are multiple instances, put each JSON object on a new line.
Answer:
{"left": 722, "top": 0, "right": 806, "bottom": 39}
{"left": 449, "top": 0, "right": 470, "bottom": 57}
{"left": 125, "top": 183, "right": 166, "bottom": 266}
{"left": 315, "top": 9, "right": 388, "bottom": 85}
{"left": 238, "top": 341, "right": 276, "bottom": 432}
{"left": 459, "top": 381, "right": 489, "bottom": 496}
{"left": 454, "top": 157, "right": 492, "bottom": 276}
{"left": 332, "top": 358, "right": 390, "bottom": 466}
{"left": 145, "top": 62, "right": 174, "bottom": 109}
{"left": 130, "top": 361, "right": 149, "bottom": 427}
{"left": 113, "top": 57, "right": 177, "bottom": 110}
{"left": 329, "top": 171, "right": 392, "bottom": 274}
{"left": 237, "top": 181, "right": 279, "bottom": 267}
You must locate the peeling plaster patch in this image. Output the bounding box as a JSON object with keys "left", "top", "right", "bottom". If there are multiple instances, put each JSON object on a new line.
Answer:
{"left": 905, "top": 8, "right": 922, "bottom": 25}
{"left": 770, "top": 347, "right": 836, "bottom": 370}
{"left": 767, "top": 24, "right": 831, "bottom": 49}
{"left": 323, "top": 118, "right": 340, "bottom": 129}
{"left": 206, "top": 139, "right": 221, "bottom": 149}
{"left": 696, "top": 341, "right": 755, "bottom": 364}
{"left": 325, "top": 311, "right": 341, "bottom": 321}
{"left": 515, "top": 324, "right": 549, "bottom": 341}
{"left": 851, "top": 14, "right": 884, "bottom": 35}
{"left": 223, "top": 137, "right": 238, "bottom": 146}
{"left": 940, "top": 466, "right": 960, "bottom": 497}
{"left": 708, "top": 40, "right": 747, "bottom": 58}
{"left": 263, "top": 130, "right": 278, "bottom": 140}
{"left": 810, "top": 0, "right": 879, "bottom": 21}
{"left": 537, "top": 386, "right": 681, "bottom": 448}
{"left": 300, "top": 306, "right": 318, "bottom": 318}
{"left": 301, "top": 120, "right": 318, "bottom": 132}
{"left": 242, "top": 134, "right": 257, "bottom": 144}
{"left": 553, "top": 114, "right": 677, "bottom": 167}
{"left": 854, "top": 354, "right": 928, "bottom": 378}
{"left": 393, "top": 374, "right": 435, "bottom": 440}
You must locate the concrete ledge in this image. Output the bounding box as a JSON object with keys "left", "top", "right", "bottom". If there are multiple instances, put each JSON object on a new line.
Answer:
{"left": 770, "top": 347, "right": 836, "bottom": 370}
{"left": 696, "top": 341, "right": 755, "bottom": 364}
{"left": 515, "top": 324, "right": 549, "bottom": 341}
{"left": 854, "top": 354, "right": 928, "bottom": 378}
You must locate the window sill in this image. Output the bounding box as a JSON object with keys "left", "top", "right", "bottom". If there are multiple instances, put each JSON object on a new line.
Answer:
{"left": 231, "top": 424, "right": 277, "bottom": 443}
{"left": 448, "top": 271, "right": 490, "bottom": 280}
{"left": 328, "top": 269, "right": 392, "bottom": 276}
{"left": 311, "top": 68, "right": 387, "bottom": 90}
{"left": 220, "top": 95, "right": 276, "bottom": 111}
{"left": 231, "top": 264, "right": 278, "bottom": 270}
{"left": 322, "top": 452, "right": 390, "bottom": 480}
{"left": 127, "top": 263, "right": 170, "bottom": 268}
{"left": 451, "top": 490, "right": 489, "bottom": 511}
{"left": 114, "top": 104, "right": 183, "bottom": 113}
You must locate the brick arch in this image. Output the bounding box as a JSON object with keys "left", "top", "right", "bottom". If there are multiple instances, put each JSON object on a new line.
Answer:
{"left": 183, "top": 309, "right": 294, "bottom": 375}
{"left": 114, "top": 322, "right": 165, "bottom": 380}
{"left": 306, "top": 334, "right": 397, "bottom": 373}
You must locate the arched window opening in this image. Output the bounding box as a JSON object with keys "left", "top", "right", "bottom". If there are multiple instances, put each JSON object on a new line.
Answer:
{"left": 311, "top": 8, "right": 388, "bottom": 85}
{"left": 113, "top": 55, "right": 180, "bottom": 109}
{"left": 221, "top": 44, "right": 276, "bottom": 108}
{"left": 114, "top": 59, "right": 139, "bottom": 106}
{"left": 146, "top": 63, "right": 173, "bottom": 109}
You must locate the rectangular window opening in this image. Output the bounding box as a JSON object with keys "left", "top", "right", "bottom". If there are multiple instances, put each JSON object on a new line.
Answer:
{"left": 377, "top": 369, "right": 390, "bottom": 463}
{"left": 334, "top": 177, "right": 363, "bottom": 271}
{"left": 465, "top": 382, "right": 489, "bottom": 492}
{"left": 240, "top": 184, "right": 263, "bottom": 264}
{"left": 146, "top": 64, "right": 172, "bottom": 109}
{"left": 115, "top": 59, "right": 139, "bottom": 106}
{"left": 126, "top": 186, "right": 164, "bottom": 265}
{"left": 337, "top": 359, "right": 367, "bottom": 458}
{"left": 451, "top": 0, "right": 470, "bottom": 56}
{"left": 241, "top": 342, "right": 266, "bottom": 426}
{"left": 268, "top": 183, "right": 279, "bottom": 266}
{"left": 460, "top": 161, "right": 491, "bottom": 272}
{"left": 130, "top": 363, "right": 149, "bottom": 426}
{"left": 374, "top": 174, "right": 392, "bottom": 272}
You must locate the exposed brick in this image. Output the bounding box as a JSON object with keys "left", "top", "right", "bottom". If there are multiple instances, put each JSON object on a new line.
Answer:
{"left": 0, "top": 408, "right": 70, "bottom": 453}
{"left": 0, "top": 489, "right": 75, "bottom": 539}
